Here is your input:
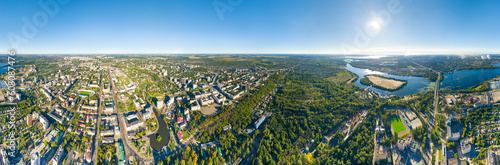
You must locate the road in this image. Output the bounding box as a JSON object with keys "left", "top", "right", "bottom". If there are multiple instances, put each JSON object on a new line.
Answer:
{"left": 411, "top": 60, "right": 440, "bottom": 113}
{"left": 408, "top": 58, "right": 440, "bottom": 115}
{"left": 372, "top": 118, "right": 378, "bottom": 165}
{"left": 323, "top": 118, "right": 348, "bottom": 142}
{"left": 93, "top": 71, "right": 104, "bottom": 165}
{"left": 433, "top": 72, "right": 440, "bottom": 116}
{"left": 198, "top": 103, "right": 236, "bottom": 132}
{"left": 64, "top": 149, "right": 76, "bottom": 165}
{"left": 182, "top": 128, "right": 200, "bottom": 146}
{"left": 108, "top": 68, "right": 144, "bottom": 165}
{"left": 409, "top": 58, "right": 442, "bottom": 165}
{"left": 435, "top": 146, "right": 439, "bottom": 165}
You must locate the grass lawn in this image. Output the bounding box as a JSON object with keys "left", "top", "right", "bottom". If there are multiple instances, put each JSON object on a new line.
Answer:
{"left": 439, "top": 146, "right": 443, "bottom": 162}
{"left": 79, "top": 91, "right": 92, "bottom": 95}
{"left": 391, "top": 116, "right": 406, "bottom": 134}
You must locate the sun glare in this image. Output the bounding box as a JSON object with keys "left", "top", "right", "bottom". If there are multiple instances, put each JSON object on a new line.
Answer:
{"left": 368, "top": 19, "right": 382, "bottom": 32}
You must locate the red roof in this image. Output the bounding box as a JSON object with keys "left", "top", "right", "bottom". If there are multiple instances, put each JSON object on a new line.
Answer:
{"left": 177, "top": 116, "right": 183, "bottom": 123}
{"left": 77, "top": 122, "right": 85, "bottom": 127}
{"left": 177, "top": 132, "right": 182, "bottom": 139}
{"left": 86, "top": 142, "right": 92, "bottom": 152}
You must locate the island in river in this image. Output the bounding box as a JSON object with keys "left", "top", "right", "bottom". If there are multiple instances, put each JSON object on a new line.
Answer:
{"left": 360, "top": 74, "right": 408, "bottom": 91}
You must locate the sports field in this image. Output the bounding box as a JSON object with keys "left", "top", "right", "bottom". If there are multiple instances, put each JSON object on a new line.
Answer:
{"left": 391, "top": 116, "right": 406, "bottom": 134}
{"left": 79, "top": 91, "right": 92, "bottom": 95}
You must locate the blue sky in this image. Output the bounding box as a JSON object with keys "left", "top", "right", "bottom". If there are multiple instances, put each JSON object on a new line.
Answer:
{"left": 1, "top": 0, "right": 500, "bottom": 54}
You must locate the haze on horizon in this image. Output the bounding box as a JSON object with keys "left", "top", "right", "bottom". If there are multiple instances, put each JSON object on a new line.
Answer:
{"left": 1, "top": 0, "right": 500, "bottom": 55}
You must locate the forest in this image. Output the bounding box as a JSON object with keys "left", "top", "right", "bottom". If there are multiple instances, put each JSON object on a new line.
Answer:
{"left": 450, "top": 81, "right": 490, "bottom": 93}
{"left": 158, "top": 146, "right": 226, "bottom": 165}
{"left": 159, "top": 60, "right": 379, "bottom": 165}
{"left": 350, "top": 57, "right": 439, "bottom": 81}
{"left": 410, "top": 55, "right": 498, "bottom": 73}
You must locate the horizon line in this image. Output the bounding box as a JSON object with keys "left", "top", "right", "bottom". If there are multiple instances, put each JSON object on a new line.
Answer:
{"left": 4, "top": 53, "right": 500, "bottom": 56}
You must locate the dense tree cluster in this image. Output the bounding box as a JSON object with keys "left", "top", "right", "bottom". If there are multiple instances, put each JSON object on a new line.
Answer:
{"left": 351, "top": 58, "right": 439, "bottom": 81}
{"left": 158, "top": 146, "right": 225, "bottom": 165}
{"left": 411, "top": 124, "right": 428, "bottom": 142}
{"left": 410, "top": 55, "right": 498, "bottom": 73}
{"left": 314, "top": 111, "right": 376, "bottom": 165}
{"left": 160, "top": 60, "right": 379, "bottom": 165}
{"left": 97, "top": 144, "right": 116, "bottom": 164}
{"left": 452, "top": 81, "right": 490, "bottom": 93}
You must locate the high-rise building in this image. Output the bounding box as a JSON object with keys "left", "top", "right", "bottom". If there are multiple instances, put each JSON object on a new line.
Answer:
{"left": 157, "top": 100, "right": 164, "bottom": 109}
{"left": 1, "top": 147, "right": 10, "bottom": 165}
{"left": 31, "top": 152, "right": 40, "bottom": 165}
{"left": 39, "top": 115, "right": 50, "bottom": 130}
{"left": 27, "top": 114, "right": 32, "bottom": 126}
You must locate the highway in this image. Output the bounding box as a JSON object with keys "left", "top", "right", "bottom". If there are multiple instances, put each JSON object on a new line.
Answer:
{"left": 431, "top": 71, "right": 441, "bottom": 118}
{"left": 408, "top": 58, "right": 443, "bottom": 165}
{"left": 408, "top": 58, "right": 441, "bottom": 120}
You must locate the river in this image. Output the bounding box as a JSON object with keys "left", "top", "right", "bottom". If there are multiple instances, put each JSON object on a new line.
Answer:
{"left": 345, "top": 64, "right": 434, "bottom": 96}
{"left": 148, "top": 108, "right": 171, "bottom": 151}
{"left": 0, "top": 63, "right": 9, "bottom": 74}
{"left": 440, "top": 63, "right": 500, "bottom": 91}
{"left": 345, "top": 63, "right": 500, "bottom": 96}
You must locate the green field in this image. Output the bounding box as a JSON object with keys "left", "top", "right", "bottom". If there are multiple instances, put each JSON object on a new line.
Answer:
{"left": 391, "top": 116, "right": 406, "bottom": 134}
{"left": 79, "top": 91, "right": 92, "bottom": 95}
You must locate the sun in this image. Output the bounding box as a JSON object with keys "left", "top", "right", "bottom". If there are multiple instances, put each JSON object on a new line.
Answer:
{"left": 368, "top": 19, "right": 381, "bottom": 32}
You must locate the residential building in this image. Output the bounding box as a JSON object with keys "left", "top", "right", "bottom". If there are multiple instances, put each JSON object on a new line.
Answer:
{"left": 104, "top": 107, "right": 114, "bottom": 113}
{"left": 213, "top": 93, "right": 226, "bottom": 104}
{"left": 125, "top": 118, "right": 144, "bottom": 131}
{"left": 397, "top": 136, "right": 412, "bottom": 151}
{"left": 177, "top": 132, "right": 183, "bottom": 142}
{"left": 448, "top": 158, "right": 458, "bottom": 165}
{"left": 27, "top": 114, "right": 32, "bottom": 126}
{"left": 39, "top": 115, "right": 49, "bottom": 130}
{"left": 157, "top": 101, "right": 164, "bottom": 109}
{"left": 101, "top": 130, "right": 114, "bottom": 136}
{"left": 52, "top": 146, "right": 64, "bottom": 165}
{"left": 167, "top": 97, "right": 175, "bottom": 107}
{"left": 102, "top": 137, "right": 115, "bottom": 144}
{"left": 1, "top": 147, "right": 10, "bottom": 165}
{"left": 461, "top": 139, "right": 471, "bottom": 154}
{"left": 190, "top": 100, "right": 201, "bottom": 111}
{"left": 31, "top": 152, "right": 40, "bottom": 165}
{"left": 41, "top": 88, "right": 52, "bottom": 101}
{"left": 141, "top": 107, "right": 153, "bottom": 120}
{"left": 200, "top": 97, "right": 214, "bottom": 106}
{"left": 177, "top": 116, "right": 184, "bottom": 123}
{"left": 446, "top": 125, "right": 461, "bottom": 141}
{"left": 254, "top": 116, "right": 266, "bottom": 129}
{"left": 223, "top": 124, "right": 232, "bottom": 131}
{"left": 488, "top": 149, "right": 495, "bottom": 165}
{"left": 179, "top": 122, "right": 187, "bottom": 129}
